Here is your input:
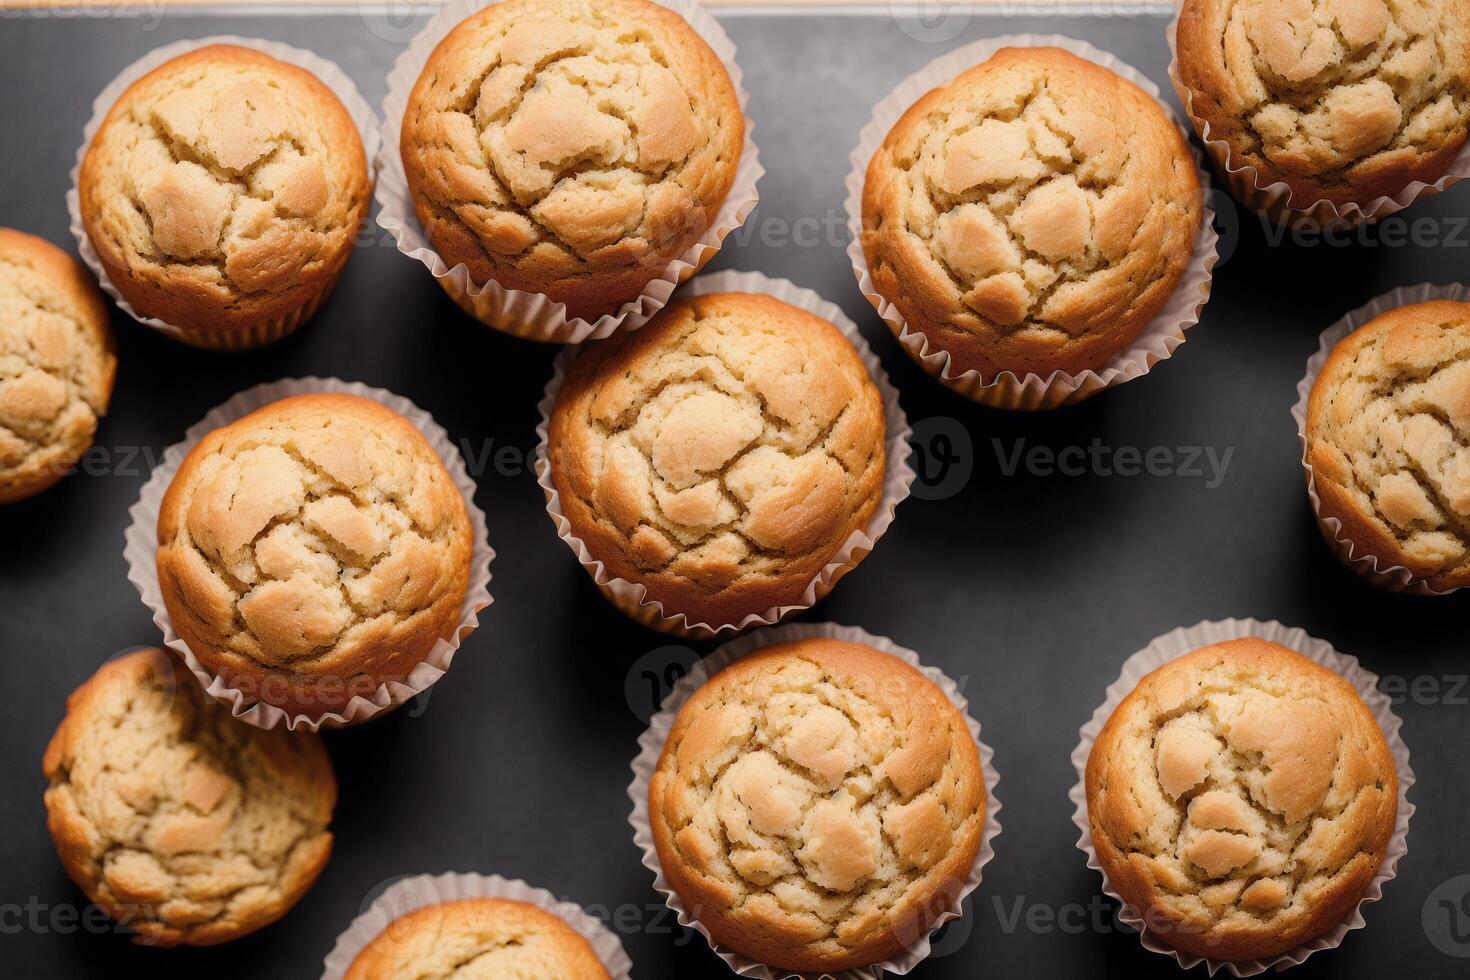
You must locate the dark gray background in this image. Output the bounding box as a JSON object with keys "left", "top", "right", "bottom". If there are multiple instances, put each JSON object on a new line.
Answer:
{"left": 2, "top": 5, "right": 1467, "bottom": 978}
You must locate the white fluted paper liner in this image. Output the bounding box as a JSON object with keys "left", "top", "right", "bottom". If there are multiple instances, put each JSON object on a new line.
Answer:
{"left": 1069, "top": 618, "right": 1414, "bottom": 976}
{"left": 1292, "top": 283, "right": 1470, "bottom": 595}
{"left": 534, "top": 270, "right": 914, "bottom": 638}
{"left": 629, "top": 622, "right": 1002, "bottom": 980}
{"left": 66, "top": 36, "right": 382, "bottom": 350}
{"left": 843, "top": 34, "right": 1218, "bottom": 411}
{"left": 320, "top": 872, "right": 632, "bottom": 980}
{"left": 123, "top": 377, "right": 494, "bottom": 732}
{"left": 1166, "top": 10, "right": 1470, "bottom": 229}
{"left": 375, "top": 0, "right": 763, "bottom": 344}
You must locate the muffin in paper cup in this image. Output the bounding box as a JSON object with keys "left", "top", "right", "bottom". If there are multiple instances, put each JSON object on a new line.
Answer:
{"left": 1167, "top": 5, "right": 1470, "bottom": 230}
{"left": 1293, "top": 282, "right": 1470, "bottom": 595}
{"left": 628, "top": 622, "right": 1002, "bottom": 979}
{"left": 321, "top": 871, "right": 632, "bottom": 980}
{"left": 376, "top": 0, "right": 763, "bottom": 344}
{"left": 67, "top": 36, "right": 381, "bottom": 351}
{"left": 844, "top": 34, "right": 1218, "bottom": 411}
{"left": 1069, "top": 618, "right": 1414, "bottom": 976}
{"left": 122, "top": 377, "right": 494, "bottom": 732}
{"left": 534, "top": 269, "right": 913, "bottom": 639}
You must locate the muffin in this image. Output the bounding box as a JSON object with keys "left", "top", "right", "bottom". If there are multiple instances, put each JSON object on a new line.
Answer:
{"left": 344, "top": 898, "right": 610, "bottom": 979}
{"left": 861, "top": 46, "right": 1202, "bottom": 382}
{"left": 648, "top": 638, "right": 984, "bottom": 972}
{"left": 79, "top": 44, "right": 370, "bottom": 349}
{"left": 1305, "top": 299, "right": 1470, "bottom": 590}
{"left": 1175, "top": 0, "right": 1470, "bottom": 210}
{"left": 400, "top": 0, "right": 743, "bottom": 323}
{"left": 0, "top": 229, "right": 116, "bottom": 503}
{"left": 1085, "top": 638, "right": 1398, "bottom": 963}
{"left": 43, "top": 648, "right": 335, "bottom": 946}
{"left": 156, "top": 393, "right": 472, "bottom": 717}
{"left": 547, "top": 291, "right": 886, "bottom": 630}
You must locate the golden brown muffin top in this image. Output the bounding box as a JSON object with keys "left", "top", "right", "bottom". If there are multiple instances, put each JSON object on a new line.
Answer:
{"left": 862, "top": 46, "right": 1201, "bottom": 380}
{"left": 400, "top": 0, "right": 743, "bottom": 319}
{"left": 1086, "top": 638, "right": 1397, "bottom": 962}
{"left": 42, "top": 648, "right": 336, "bottom": 946}
{"left": 0, "top": 229, "right": 116, "bottom": 504}
{"left": 548, "top": 292, "right": 885, "bottom": 627}
{"left": 1306, "top": 299, "right": 1470, "bottom": 590}
{"left": 649, "top": 639, "right": 985, "bottom": 972}
{"left": 345, "top": 898, "right": 610, "bottom": 979}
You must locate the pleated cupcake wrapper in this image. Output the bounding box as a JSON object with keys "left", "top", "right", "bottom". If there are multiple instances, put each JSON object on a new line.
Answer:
{"left": 122, "top": 377, "right": 494, "bottom": 733}
{"left": 1291, "top": 282, "right": 1470, "bottom": 595}
{"left": 842, "top": 34, "right": 1218, "bottom": 411}
{"left": 534, "top": 269, "right": 914, "bottom": 638}
{"left": 1068, "top": 618, "right": 1414, "bottom": 976}
{"left": 67, "top": 35, "right": 382, "bottom": 350}
{"left": 628, "top": 622, "right": 1002, "bottom": 980}
{"left": 1165, "top": 9, "right": 1470, "bottom": 229}
{"left": 320, "top": 872, "right": 633, "bottom": 980}
{"left": 375, "top": 0, "right": 763, "bottom": 345}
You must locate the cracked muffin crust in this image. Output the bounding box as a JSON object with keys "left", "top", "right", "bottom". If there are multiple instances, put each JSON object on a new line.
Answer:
{"left": 648, "top": 639, "right": 985, "bottom": 972}
{"left": 547, "top": 292, "right": 886, "bottom": 629}
{"left": 79, "top": 44, "right": 370, "bottom": 347}
{"left": 156, "top": 393, "right": 472, "bottom": 717}
{"left": 0, "top": 229, "right": 116, "bottom": 504}
{"left": 43, "top": 648, "right": 335, "bottom": 946}
{"left": 861, "top": 46, "right": 1202, "bottom": 381}
{"left": 1306, "top": 299, "right": 1470, "bottom": 590}
{"left": 1176, "top": 0, "right": 1470, "bottom": 208}
{"left": 344, "top": 898, "right": 610, "bottom": 979}
{"left": 1085, "top": 638, "right": 1397, "bottom": 963}
{"left": 400, "top": 0, "right": 743, "bottom": 322}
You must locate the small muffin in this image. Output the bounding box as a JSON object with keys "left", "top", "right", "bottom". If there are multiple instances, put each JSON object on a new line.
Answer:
{"left": 547, "top": 292, "right": 885, "bottom": 629}
{"left": 1086, "top": 638, "right": 1398, "bottom": 963}
{"left": 1176, "top": 0, "right": 1470, "bottom": 209}
{"left": 345, "top": 898, "right": 609, "bottom": 979}
{"left": 649, "top": 638, "right": 985, "bottom": 973}
{"left": 43, "top": 648, "right": 335, "bottom": 946}
{"left": 80, "top": 44, "right": 370, "bottom": 348}
{"left": 156, "top": 393, "right": 472, "bottom": 717}
{"left": 401, "top": 0, "right": 743, "bottom": 322}
{"left": 861, "top": 46, "right": 1202, "bottom": 381}
{"left": 0, "top": 229, "right": 116, "bottom": 503}
{"left": 1305, "top": 299, "right": 1470, "bottom": 590}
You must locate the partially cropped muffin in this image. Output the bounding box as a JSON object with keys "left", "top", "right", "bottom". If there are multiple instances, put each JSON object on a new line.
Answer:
{"left": 0, "top": 229, "right": 116, "bottom": 503}
{"left": 344, "top": 898, "right": 610, "bottom": 979}
{"left": 156, "top": 393, "right": 472, "bottom": 716}
{"left": 1175, "top": 0, "right": 1470, "bottom": 208}
{"left": 401, "top": 0, "right": 743, "bottom": 321}
{"left": 80, "top": 44, "right": 370, "bottom": 348}
{"left": 862, "top": 46, "right": 1201, "bottom": 380}
{"left": 43, "top": 648, "right": 335, "bottom": 946}
{"left": 1306, "top": 299, "right": 1470, "bottom": 590}
{"left": 649, "top": 638, "right": 985, "bottom": 973}
{"left": 547, "top": 292, "right": 886, "bottom": 629}
{"left": 1086, "top": 638, "right": 1398, "bottom": 963}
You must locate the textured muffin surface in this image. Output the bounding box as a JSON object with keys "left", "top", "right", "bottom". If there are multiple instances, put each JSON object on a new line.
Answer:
{"left": 43, "top": 648, "right": 335, "bottom": 946}
{"left": 862, "top": 46, "right": 1202, "bottom": 380}
{"left": 400, "top": 0, "right": 743, "bottom": 320}
{"left": 1086, "top": 638, "right": 1397, "bottom": 962}
{"left": 548, "top": 292, "right": 885, "bottom": 627}
{"left": 0, "top": 229, "right": 116, "bottom": 503}
{"left": 345, "top": 898, "right": 609, "bottom": 979}
{"left": 1176, "top": 0, "right": 1470, "bottom": 206}
{"left": 648, "top": 639, "right": 985, "bottom": 972}
{"left": 79, "top": 44, "right": 369, "bottom": 336}
{"left": 1306, "top": 299, "right": 1470, "bottom": 589}
{"left": 156, "top": 393, "right": 472, "bottom": 716}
